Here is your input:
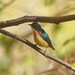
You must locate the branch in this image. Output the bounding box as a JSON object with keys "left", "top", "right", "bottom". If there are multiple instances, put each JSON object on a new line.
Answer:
{"left": 0, "top": 28, "right": 75, "bottom": 72}
{"left": 0, "top": 14, "right": 75, "bottom": 28}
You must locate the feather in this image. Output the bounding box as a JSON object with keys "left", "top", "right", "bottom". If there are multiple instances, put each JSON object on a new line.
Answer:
{"left": 38, "top": 29, "right": 55, "bottom": 50}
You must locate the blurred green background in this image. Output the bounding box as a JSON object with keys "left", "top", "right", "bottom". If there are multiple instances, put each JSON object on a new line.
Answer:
{"left": 0, "top": 0, "right": 75, "bottom": 75}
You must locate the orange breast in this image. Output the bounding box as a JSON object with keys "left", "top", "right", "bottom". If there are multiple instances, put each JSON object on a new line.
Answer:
{"left": 33, "top": 31, "right": 38, "bottom": 36}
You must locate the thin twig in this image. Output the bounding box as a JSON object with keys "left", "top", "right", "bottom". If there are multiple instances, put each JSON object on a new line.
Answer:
{"left": 0, "top": 14, "right": 75, "bottom": 28}
{"left": 0, "top": 28, "right": 75, "bottom": 72}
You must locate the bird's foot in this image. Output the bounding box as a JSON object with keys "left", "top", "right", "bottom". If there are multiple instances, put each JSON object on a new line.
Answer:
{"left": 34, "top": 44, "right": 37, "bottom": 46}
{"left": 43, "top": 47, "right": 47, "bottom": 54}
{"left": 44, "top": 50, "right": 46, "bottom": 54}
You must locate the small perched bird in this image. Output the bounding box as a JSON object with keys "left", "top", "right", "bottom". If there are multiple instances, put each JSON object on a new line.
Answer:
{"left": 29, "top": 22, "right": 55, "bottom": 52}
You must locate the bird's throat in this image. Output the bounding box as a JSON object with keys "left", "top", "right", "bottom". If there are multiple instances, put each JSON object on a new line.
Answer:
{"left": 33, "top": 31, "right": 38, "bottom": 36}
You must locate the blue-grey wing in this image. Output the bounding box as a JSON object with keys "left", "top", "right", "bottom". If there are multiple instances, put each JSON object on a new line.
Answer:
{"left": 39, "top": 29, "right": 51, "bottom": 45}
{"left": 39, "top": 29, "right": 55, "bottom": 50}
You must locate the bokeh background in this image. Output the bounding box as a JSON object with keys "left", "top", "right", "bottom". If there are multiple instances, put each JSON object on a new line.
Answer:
{"left": 0, "top": 0, "right": 75, "bottom": 75}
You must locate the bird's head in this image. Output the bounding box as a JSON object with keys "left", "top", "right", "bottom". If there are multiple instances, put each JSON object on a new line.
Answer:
{"left": 29, "top": 22, "right": 41, "bottom": 31}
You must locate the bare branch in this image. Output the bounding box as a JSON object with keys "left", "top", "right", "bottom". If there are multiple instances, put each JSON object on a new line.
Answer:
{"left": 0, "top": 28, "right": 75, "bottom": 72}
{"left": 0, "top": 14, "right": 75, "bottom": 28}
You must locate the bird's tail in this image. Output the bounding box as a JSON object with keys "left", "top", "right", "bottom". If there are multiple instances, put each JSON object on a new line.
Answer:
{"left": 50, "top": 45, "right": 55, "bottom": 50}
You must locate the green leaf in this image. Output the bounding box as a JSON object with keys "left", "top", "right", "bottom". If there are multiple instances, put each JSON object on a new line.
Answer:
{"left": 71, "top": 62, "right": 75, "bottom": 67}
{"left": 0, "top": 3, "right": 3, "bottom": 10}
{"left": 70, "top": 3, "right": 75, "bottom": 8}
{"left": 44, "top": 0, "right": 55, "bottom": 5}
{"left": 0, "top": 35, "right": 7, "bottom": 43}
{"left": 63, "top": 3, "right": 75, "bottom": 13}
{"left": 0, "top": 57, "right": 11, "bottom": 73}
{"left": 54, "top": 25, "right": 61, "bottom": 32}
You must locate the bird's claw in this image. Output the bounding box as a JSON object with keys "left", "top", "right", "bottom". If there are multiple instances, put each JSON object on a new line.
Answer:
{"left": 34, "top": 44, "right": 37, "bottom": 46}
{"left": 43, "top": 48, "right": 47, "bottom": 54}
{"left": 44, "top": 50, "right": 46, "bottom": 54}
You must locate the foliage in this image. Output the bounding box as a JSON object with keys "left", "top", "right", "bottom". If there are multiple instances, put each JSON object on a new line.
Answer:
{"left": 44, "top": 0, "right": 55, "bottom": 5}
{"left": 0, "top": 2, "right": 3, "bottom": 10}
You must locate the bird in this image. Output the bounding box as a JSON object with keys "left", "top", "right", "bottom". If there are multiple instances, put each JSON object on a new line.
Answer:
{"left": 29, "top": 22, "right": 55, "bottom": 52}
